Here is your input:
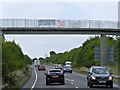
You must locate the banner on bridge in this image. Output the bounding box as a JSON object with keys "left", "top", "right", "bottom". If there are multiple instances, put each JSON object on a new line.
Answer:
{"left": 38, "top": 19, "right": 56, "bottom": 27}
{"left": 56, "top": 20, "right": 69, "bottom": 28}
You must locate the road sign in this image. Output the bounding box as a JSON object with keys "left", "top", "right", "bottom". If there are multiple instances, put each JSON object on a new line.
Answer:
{"left": 94, "top": 47, "right": 114, "bottom": 62}
{"left": 94, "top": 47, "right": 100, "bottom": 61}
{"left": 108, "top": 48, "right": 114, "bottom": 62}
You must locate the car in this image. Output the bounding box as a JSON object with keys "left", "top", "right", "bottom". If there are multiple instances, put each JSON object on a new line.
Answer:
{"left": 38, "top": 65, "right": 46, "bottom": 71}
{"left": 87, "top": 66, "right": 113, "bottom": 88}
{"left": 55, "top": 65, "right": 62, "bottom": 70}
{"left": 63, "top": 65, "right": 72, "bottom": 73}
{"left": 44, "top": 69, "right": 65, "bottom": 85}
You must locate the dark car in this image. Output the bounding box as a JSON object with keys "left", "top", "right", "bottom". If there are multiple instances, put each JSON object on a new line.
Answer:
{"left": 63, "top": 65, "right": 72, "bottom": 73}
{"left": 38, "top": 65, "right": 46, "bottom": 71}
{"left": 55, "top": 65, "right": 62, "bottom": 70}
{"left": 87, "top": 66, "right": 113, "bottom": 88}
{"left": 45, "top": 69, "right": 65, "bottom": 85}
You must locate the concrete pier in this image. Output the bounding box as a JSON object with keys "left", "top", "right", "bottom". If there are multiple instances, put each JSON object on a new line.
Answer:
{"left": 100, "top": 34, "right": 108, "bottom": 66}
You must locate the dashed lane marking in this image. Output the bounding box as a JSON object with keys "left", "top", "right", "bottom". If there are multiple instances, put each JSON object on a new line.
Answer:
{"left": 66, "top": 79, "right": 74, "bottom": 82}
{"left": 76, "top": 86, "right": 79, "bottom": 89}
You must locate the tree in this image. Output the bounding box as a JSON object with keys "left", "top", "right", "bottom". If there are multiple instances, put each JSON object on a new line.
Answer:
{"left": 32, "top": 58, "right": 38, "bottom": 62}
{"left": 2, "top": 38, "right": 31, "bottom": 85}
{"left": 50, "top": 51, "right": 56, "bottom": 57}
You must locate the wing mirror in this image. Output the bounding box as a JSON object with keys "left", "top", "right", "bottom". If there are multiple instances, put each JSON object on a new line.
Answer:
{"left": 110, "top": 72, "right": 113, "bottom": 75}
{"left": 89, "top": 72, "right": 92, "bottom": 75}
{"left": 44, "top": 73, "right": 47, "bottom": 75}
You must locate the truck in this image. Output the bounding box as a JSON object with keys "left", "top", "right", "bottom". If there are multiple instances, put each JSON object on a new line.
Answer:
{"left": 65, "top": 61, "right": 71, "bottom": 66}
{"left": 34, "top": 59, "right": 40, "bottom": 67}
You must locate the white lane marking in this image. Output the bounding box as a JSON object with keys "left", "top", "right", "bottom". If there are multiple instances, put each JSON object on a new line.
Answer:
{"left": 113, "top": 83, "right": 120, "bottom": 88}
{"left": 76, "top": 86, "right": 78, "bottom": 89}
{"left": 66, "top": 79, "right": 74, "bottom": 82}
{"left": 31, "top": 68, "right": 38, "bottom": 90}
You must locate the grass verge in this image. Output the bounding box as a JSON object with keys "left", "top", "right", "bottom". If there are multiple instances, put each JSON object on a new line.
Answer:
{"left": 73, "top": 67, "right": 88, "bottom": 75}
{"left": 4, "top": 66, "right": 32, "bottom": 89}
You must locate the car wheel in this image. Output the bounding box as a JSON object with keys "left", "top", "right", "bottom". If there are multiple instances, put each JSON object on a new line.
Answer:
{"left": 109, "top": 83, "right": 113, "bottom": 88}
{"left": 46, "top": 80, "right": 49, "bottom": 85}
{"left": 89, "top": 82, "right": 93, "bottom": 88}
{"left": 61, "top": 80, "right": 65, "bottom": 85}
{"left": 70, "top": 71, "right": 72, "bottom": 73}
{"left": 87, "top": 81, "right": 89, "bottom": 86}
{"left": 106, "top": 84, "right": 109, "bottom": 88}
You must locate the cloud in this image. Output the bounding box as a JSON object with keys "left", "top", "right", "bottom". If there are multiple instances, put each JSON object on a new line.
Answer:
{"left": 5, "top": 35, "right": 94, "bottom": 58}
{"left": 1, "top": 0, "right": 119, "bottom": 2}
{"left": 1, "top": 2, "right": 118, "bottom": 21}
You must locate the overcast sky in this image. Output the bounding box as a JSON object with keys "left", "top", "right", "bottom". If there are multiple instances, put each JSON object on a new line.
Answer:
{"left": 1, "top": 0, "right": 119, "bottom": 59}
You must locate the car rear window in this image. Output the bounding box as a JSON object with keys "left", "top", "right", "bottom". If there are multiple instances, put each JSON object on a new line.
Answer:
{"left": 49, "top": 70, "right": 61, "bottom": 73}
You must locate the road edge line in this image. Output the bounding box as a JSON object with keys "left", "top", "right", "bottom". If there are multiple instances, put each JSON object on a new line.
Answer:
{"left": 31, "top": 68, "right": 38, "bottom": 90}
{"left": 113, "top": 83, "right": 120, "bottom": 88}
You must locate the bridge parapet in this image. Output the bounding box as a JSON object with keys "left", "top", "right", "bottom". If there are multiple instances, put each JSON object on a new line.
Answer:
{"left": 0, "top": 19, "right": 119, "bottom": 29}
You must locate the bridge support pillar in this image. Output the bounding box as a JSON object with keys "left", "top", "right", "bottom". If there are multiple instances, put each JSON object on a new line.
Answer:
{"left": 100, "top": 34, "right": 108, "bottom": 66}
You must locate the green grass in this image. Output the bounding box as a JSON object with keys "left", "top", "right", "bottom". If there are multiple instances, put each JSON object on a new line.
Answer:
{"left": 14, "top": 68, "right": 32, "bottom": 89}
{"left": 73, "top": 67, "right": 88, "bottom": 75}
{"left": 109, "top": 63, "right": 119, "bottom": 76}
{"left": 7, "top": 67, "right": 32, "bottom": 89}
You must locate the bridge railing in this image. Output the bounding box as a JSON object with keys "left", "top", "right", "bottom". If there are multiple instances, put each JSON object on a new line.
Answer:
{"left": 0, "top": 19, "right": 119, "bottom": 29}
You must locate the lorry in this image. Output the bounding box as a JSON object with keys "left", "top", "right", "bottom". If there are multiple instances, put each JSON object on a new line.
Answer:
{"left": 34, "top": 59, "right": 40, "bottom": 67}
{"left": 65, "top": 61, "right": 71, "bottom": 66}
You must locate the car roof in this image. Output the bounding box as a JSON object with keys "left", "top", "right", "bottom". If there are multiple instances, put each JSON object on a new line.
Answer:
{"left": 48, "top": 69, "right": 61, "bottom": 71}
{"left": 40, "top": 65, "right": 45, "bottom": 66}
{"left": 55, "top": 65, "right": 62, "bottom": 67}
{"left": 64, "top": 65, "right": 71, "bottom": 67}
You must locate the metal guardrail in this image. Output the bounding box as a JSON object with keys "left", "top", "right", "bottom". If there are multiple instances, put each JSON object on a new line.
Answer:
{"left": 113, "top": 75, "right": 120, "bottom": 79}
{"left": 0, "top": 19, "right": 120, "bottom": 29}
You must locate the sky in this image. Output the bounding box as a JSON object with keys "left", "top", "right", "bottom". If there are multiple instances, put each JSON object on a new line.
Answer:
{"left": 1, "top": 0, "right": 119, "bottom": 59}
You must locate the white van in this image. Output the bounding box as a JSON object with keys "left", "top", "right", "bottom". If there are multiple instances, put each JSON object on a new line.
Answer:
{"left": 34, "top": 59, "right": 40, "bottom": 67}
{"left": 65, "top": 61, "right": 71, "bottom": 66}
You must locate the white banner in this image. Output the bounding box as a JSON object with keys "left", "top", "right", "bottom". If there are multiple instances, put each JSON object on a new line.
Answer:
{"left": 38, "top": 20, "right": 56, "bottom": 27}
{"left": 56, "top": 20, "right": 69, "bottom": 28}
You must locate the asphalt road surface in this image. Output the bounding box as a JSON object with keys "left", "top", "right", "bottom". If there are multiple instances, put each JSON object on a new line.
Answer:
{"left": 23, "top": 65, "right": 119, "bottom": 89}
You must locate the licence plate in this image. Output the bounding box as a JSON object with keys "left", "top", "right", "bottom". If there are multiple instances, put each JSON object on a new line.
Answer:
{"left": 52, "top": 76, "right": 59, "bottom": 78}
{"left": 99, "top": 81, "right": 106, "bottom": 83}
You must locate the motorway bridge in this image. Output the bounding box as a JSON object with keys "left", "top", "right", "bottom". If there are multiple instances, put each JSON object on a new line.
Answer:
{"left": 0, "top": 19, "right": 120, "bottom": 34}
{"left": 0, "top": 19, "right": 120, "bottom": 66}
